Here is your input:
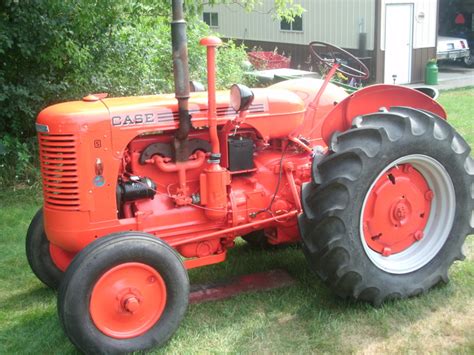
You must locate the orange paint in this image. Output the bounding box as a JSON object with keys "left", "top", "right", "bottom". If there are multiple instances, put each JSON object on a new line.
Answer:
{"left": 89, "top": 262, "right": 167, "bottom": 338}
{"left": 37, "top": 37, "right": 444, "bottom": 270}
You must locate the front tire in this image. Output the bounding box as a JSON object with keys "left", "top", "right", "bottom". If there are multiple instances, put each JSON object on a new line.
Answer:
{"left": 26, "top": 208, "right": 63, "bottom": 289}
{"left": 58, "top": 232, "right": 189, "bottom": 353}
{"left": 299, "top": 107, "right": 473, "bottom": 305}
{"left": 464, "top": 51, "right": 474, "bottom": 67}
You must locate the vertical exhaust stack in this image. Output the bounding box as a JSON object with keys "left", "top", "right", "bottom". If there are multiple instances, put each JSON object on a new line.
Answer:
{"left": 171, "top": 0, "right": 191, "bottom": 162}
{"left": 200, "top": 36, "right": 223, "bottom": 160}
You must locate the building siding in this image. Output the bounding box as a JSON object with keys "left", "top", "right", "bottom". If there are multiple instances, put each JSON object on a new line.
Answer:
{"left": 412, "top": 47, "right": 436, "bottom": 82}
{"left": 203, "top": 0, "right": 376, "bottom": 50}
{"left": 204, "top": 0, "right": 438, "bottom": 84}
{"left": 376, "top": 0, "right": 438, "bottom": 83}
{"left": 379, "top": 0, "right": 438, "bottom": 50}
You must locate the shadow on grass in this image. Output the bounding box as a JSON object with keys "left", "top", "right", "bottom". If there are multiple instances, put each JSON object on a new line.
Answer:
{"left": 168, "top": 241, "right": 462, "bottom": 353}
{"left": 0, "top": 285, "right": 69, "bottom": 351}
{"left": 197, "top": 285, "right": 455, "bottom": 352}
{"left": 0, "top": 305, "right": 78, "bottom": 354}
{"left": 2, "top": 239, "right": 468, "bottom": 354}
{"left": 2, "top": 285, "right": 56, "bottom": 311}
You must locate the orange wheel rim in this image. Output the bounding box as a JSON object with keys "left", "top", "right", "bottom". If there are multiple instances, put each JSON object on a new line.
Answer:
{"left": 90, "top": 262, "right": 167, "bottom": 339}
{"left": 362, "top": 163, "right": 432, "bottom": 256}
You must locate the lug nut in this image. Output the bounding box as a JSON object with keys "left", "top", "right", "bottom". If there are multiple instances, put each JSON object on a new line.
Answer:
{"left": 123, "top": 296, "right": 140, "bottom": 313}
{"left": 147, "top": 276, "right": 156, "bottom": 284}
{"left": 382, "top": 247, "right": 392, "bottom": 257}
{"left": 403, "top": 164, "right": 413, "bottom": 173}
{"left": 425, "top": 190, "right": 434, "bottom": 201}
{"left": 414, "top": 230, "right": 424, "bottom": 241}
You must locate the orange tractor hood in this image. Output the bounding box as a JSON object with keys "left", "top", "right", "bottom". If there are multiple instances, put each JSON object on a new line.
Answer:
{"left": 37, "top": 88, "right": 305, "bottom": 142}
{"left": 101, "top": 88, "right": 305, "bottom": 139}
{"left": 37, "top": 99, "right": 109, "bottom": 134}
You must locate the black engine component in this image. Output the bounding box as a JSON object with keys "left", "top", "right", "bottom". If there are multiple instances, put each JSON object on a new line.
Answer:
{"left": 117, "top": 177, "right": 156, "bottom": 203}
{"left": 228, "top": 137, "right": 255, "bottom": 172}
{"left": 171, "top": 0, "right": 191, "bottom": 162}
{"left": 140, "top": 138, "right": 211, "bottom": 164}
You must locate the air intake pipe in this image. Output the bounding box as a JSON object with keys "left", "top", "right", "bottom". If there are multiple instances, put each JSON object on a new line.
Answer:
{"left": 171, "top": 0, "right": 191, "bottom": 161}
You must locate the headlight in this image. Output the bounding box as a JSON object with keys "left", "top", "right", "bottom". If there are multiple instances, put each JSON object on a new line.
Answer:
{"left": 230, "top": 84, "right": 254, "bottom": 112}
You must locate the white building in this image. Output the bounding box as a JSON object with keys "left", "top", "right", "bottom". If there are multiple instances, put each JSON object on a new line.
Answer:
{"left": 203, "top": 0, "right": 442, "bottom": 84}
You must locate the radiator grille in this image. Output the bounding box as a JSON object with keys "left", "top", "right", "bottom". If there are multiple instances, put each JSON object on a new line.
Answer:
{"left": 39, "top": 133, "right": 80, "bottom": 210}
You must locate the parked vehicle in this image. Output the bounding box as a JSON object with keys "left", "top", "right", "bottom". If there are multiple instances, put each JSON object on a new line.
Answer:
{"left": 26, "top": 1, "right": 473, "bottom": 353}
{"left": 447, "top": 27, "right": 474, "bottom": 67}
{"left": 437, "top": 35, "right": 470, "bottom": 62}
{"left": 463, "top": 46, "right": 474, "bottom": 66}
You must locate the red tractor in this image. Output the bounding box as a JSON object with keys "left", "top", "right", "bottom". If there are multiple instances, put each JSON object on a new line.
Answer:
{"left": 26, "top": 1, "right": 473, "bottom": 353}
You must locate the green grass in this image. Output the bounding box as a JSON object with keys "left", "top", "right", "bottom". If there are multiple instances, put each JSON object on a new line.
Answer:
{"left": 0, "top": 88, "right": 473, "bottom": 354}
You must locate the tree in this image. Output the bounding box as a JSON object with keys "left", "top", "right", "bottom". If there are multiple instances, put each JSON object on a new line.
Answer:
{"left": 0, "top": 0, "right": 301, "bottom": 186}
{"left": 187, "top": 0, "right": 304, "bottom": 20}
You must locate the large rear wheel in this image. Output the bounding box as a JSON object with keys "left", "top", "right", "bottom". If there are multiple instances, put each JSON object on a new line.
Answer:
{"left": 58, "top": 232, "right": 189, "bottom": 353}
{"left": 299, "top": 107, "right": 473, "bottom": 305}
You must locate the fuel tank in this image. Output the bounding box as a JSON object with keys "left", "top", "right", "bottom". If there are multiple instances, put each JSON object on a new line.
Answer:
{"left": 269, "top": 78, "right": 349, "bottom": 142}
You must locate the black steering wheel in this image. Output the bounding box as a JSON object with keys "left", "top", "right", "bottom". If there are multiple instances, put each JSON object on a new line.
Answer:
{"left": 309, "top": 41, "right": 370, "bottom": 80}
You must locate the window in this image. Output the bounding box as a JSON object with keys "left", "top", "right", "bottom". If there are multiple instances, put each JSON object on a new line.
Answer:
{"left": 203, "top": 12, "right": 219, "bottom": 27}
{"left": 280, "top": 15, "right": 303, "bottom": 32}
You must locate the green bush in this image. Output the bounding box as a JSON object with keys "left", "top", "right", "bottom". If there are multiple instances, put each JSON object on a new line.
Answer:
{"left": 0, "top": 0, "right": 250, "bottom": 188}
{"left": 0, "top": 134, "right": 39, "bottom": 188}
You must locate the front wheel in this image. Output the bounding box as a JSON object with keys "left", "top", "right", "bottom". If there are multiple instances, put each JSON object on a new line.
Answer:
{"left": 26, "top": 208, "right": 63, "bottom": 289}
{"left": 299, "top": 107, "right": 473, "bottom": 305}
{"left": 464, "top": 51, "right": 474, "bottom": 67}
{"left": 58, "top": 232, "right": 189, "bottom": 353}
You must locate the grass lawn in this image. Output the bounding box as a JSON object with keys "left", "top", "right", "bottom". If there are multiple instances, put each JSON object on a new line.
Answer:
{"left": 0, "top": 88, "right": 473, "bottom": 354}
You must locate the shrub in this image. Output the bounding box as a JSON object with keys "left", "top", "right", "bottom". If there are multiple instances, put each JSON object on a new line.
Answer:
{"left": 0, "top": 134, "right": 39, "bottom": 188}
{"left": 0, "top": 0, "right": 249, "bottom": 188}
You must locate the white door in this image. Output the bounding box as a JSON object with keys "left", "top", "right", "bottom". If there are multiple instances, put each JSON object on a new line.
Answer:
{"left": 384, "top": 4, "right": 413, "bottom": 84}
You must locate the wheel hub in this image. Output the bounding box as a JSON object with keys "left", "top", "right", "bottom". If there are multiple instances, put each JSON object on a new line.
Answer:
{"left": 391, "top": 200, "right": 410, "bottom": 223}
{"left": 90, "top": 262, "right": 167, "bottom": 339}
{"left": 363, "top": 164, "right": 432, "bottom": 256}
{"left": 122, "top": 295, "right": 141, "bottom": 313}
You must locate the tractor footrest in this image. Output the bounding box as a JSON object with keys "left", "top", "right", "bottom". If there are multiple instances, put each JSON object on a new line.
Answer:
{"left": 189, "top": 269, "right": 296, "bottom": 304}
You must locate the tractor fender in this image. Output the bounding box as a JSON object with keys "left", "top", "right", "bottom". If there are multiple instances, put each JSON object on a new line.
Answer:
{"left": 320, "top": 84, "right": 447, "bottom": 145}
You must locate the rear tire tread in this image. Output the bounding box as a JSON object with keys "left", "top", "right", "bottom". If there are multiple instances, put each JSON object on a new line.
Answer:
{"left": 300, "top": 107, "right": 473, "bottom": 304}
